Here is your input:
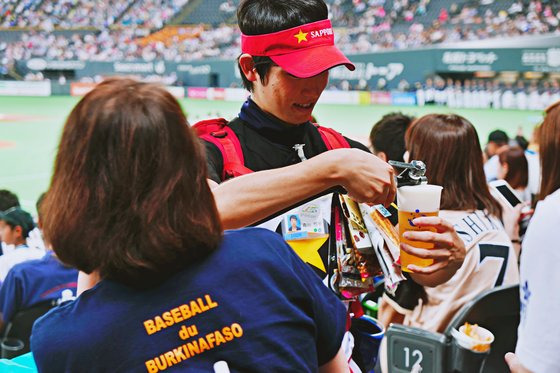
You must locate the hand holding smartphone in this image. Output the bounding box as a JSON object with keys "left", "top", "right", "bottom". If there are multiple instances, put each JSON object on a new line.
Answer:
{"left": 489, "top": 180, "right": 522, "bottom": 209}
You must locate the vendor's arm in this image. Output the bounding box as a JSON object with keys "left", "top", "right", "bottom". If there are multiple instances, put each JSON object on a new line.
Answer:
{"left": 211, "top": 148, "right": 396, "bottom": 229}
{"left": 399, "top": 216, "right": 466, "bottom": 287}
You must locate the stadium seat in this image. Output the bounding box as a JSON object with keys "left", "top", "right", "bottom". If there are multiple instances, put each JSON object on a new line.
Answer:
{"left": 444, "top": 284, "right": 520, "bottom": 373}
{"left": 385, "top": 284, "right": 519, "bottom": 373}
{"left": 1, "top": 300, "right": 56, "bottom": 358}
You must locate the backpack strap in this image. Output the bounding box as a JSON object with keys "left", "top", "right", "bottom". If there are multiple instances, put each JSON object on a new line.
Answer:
{"left": 314, "top": 124, "right": 351, "bottom": 150}
{"left": 194, "top": 118, "right": 253, "bottom": 180}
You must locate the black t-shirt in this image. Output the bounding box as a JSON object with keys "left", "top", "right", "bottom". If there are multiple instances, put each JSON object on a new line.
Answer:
{"left": 202, "top": 100, "right": 369, "bottom": 183}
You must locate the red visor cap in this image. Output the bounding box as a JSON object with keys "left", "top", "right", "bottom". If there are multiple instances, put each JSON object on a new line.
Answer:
{"left": 241, "top": 19, "right": 355, "bottom": 79}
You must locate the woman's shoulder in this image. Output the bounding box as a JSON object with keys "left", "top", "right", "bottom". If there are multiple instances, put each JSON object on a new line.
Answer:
{"left": 223, "top": 227, "right": 285, "bottom": 245}
{"left": 221, "top": 228, "right": 291, "bottom": 258}
{"left": 537, "top": 189, "right": 560, "bottom": 216}
{"left": 31, "top": 299, "right": 77, "bottom": 347}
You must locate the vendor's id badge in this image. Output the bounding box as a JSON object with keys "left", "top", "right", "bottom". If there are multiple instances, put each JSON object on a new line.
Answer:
{"left": 282, "top": 196, "right": 330, "bottom": 241}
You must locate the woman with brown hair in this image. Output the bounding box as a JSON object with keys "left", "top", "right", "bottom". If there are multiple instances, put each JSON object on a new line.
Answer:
{"left": 30, "top": 78, "right": 349, "bottom": 372}
{"left": 382, "top": 114, "right": 519, "bottom": 333}
{"left": 506, "top": 101, "right": 560, "bottom": 373}
{"left": 498, "top": 146, "right": 531, "bottom": 203}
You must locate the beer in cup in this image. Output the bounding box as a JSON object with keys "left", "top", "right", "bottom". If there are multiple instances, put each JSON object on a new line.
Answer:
{"left": 397, "top": 184, "right": 443, "bottom": 272}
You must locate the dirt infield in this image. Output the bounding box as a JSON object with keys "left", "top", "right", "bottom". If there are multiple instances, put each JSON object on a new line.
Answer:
{"left": 0, "top": 140, "right": 16, "bottom": 149}
{"left": 0, "top": 114, "right": 46, "bottom": 122}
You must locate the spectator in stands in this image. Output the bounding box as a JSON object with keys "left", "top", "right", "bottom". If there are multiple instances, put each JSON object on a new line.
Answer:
{"left": 0, "top": 190, "right": 20, "bottom": 255}
{"left": 0, "top": 193, "right": 77, "bottom": 332}
{"left": 0, "top": 190, "right": 19, "bottom": 212}
{"left": 484, "top": 129, "right": 510, "bottom": 181}
{"left": 369, "top": 112, "right": 414, "bottom": 163}
{"left": 380, "top": 113, "right": 519, "bottom": 372}
{"left": 498, "top": 147, "right": 531, "bottom": 203}
{"left": 31, "top": 78, "right": 349, "bottom": 372}
{"left": 0, "top": 207, "right": 44, "bottom": 281}
{"left": 505, "top": 100, "right": 560, "bottom": 373}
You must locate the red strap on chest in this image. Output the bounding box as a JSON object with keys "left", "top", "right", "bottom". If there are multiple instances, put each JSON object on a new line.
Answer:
{"left": 195, "top": 119, "right": 350, "bottom": 181}
{"left": 314, "top": 124, "right": 351, "bottom": 150}
{"left": 194, "top": 118, "right": 253, "bottom": 180}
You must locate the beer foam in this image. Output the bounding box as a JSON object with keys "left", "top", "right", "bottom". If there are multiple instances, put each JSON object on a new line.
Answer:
{"left": 397, "top": 184, "right": 442, "bottom": 212}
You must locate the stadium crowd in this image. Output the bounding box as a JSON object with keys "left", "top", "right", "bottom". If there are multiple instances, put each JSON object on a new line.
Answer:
{"left": 2, "top": 0, "right": 560, "bottom": 71}
{"left": 413, "top": 78, "right": 560, "bottom": 110}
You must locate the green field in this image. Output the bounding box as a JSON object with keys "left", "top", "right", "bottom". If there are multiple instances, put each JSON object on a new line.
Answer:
{"left": 0, "top": 95, "right": 543, "bottom": 215}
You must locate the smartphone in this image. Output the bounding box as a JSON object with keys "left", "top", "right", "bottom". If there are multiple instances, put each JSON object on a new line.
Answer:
{"left": 489, "top": 180, "right": 522, "bottom": 208}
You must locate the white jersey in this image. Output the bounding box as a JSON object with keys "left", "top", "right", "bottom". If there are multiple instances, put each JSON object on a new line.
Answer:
{"left": 540, "top": 91, "right": 551, "bottom": 109}
{"left": 446, "top": 87, "right": 456, "bottom": 107}
{"left": 551, "top": 91, "right": 560, "bottom": 105}
{"left": 0, "top": 245, "right": 45, "bottom": 281}
{"left": 525, "top": 150, "right": 540, "bottom": 196}
{"left": 516, "top": 189, "right": 560, "bottom": 373}
{"left": 454, "top": 88, "right": 464, "bottom": 108}
{"left": 516, "top": 91, "right": 528, "bottom": 110}
{"left": 502, "top": 90, "right": 515, "bottom": 109}
{"left": 472, "top": 89, "right": 481, "bottom": 108}
{"left": 484, "top": 154, "right": 500, "bottom": 182}
{"left": 416, "top": 88, "right": 425, "bottom": 107}
{"left": 404, "top": 209, "right": 519, "bottom": 333}
{"left": 492, "top": 90, "right": 502, "bottom": 109}
{"left": 528, "top": 91, "right": 542, "bottom": 110}
{"left": 463, "top": 89, "right": 473, "bottom": 108}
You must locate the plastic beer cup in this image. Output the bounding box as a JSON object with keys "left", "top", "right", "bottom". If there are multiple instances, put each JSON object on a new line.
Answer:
{"left": 397, "top": 184, "right": 443, "bottom": 272}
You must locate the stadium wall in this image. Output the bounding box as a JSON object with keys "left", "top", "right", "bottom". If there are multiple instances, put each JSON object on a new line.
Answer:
{"left": 0, "top": 80, "right": 417, "bottom": 106}
{"left": 13, "top": 46, "right": 560, "bottom": 90}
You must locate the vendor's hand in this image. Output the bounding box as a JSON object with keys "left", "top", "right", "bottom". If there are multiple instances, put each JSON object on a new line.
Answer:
{"left": 400, "top": 216, "right": 466, "bottom": 286}
{"left": 329, "top": 149, "right": 396, "bottom": 207}
{"left": 505, "top": 352, "right": 533, "bottom": 373}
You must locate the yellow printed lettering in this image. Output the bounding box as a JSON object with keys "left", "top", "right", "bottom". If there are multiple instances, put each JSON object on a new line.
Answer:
{"left": 145, "top": 360, "right": 159, "bottom": 373}
{"left": 182, "top": 344, "right": 190, "bottom": 358}
{"left": 214, "top": 331, "right": 226, "bottom": 346}
{"left": 179, "top": 325, "right": 189, "bottom": 340}
{"left": 170, "top": 307, "right": 183, "bottom": 324}
{"left": 164, "top": 351, "right": 177, "bottom": 367}
{"left": 162, "top": 312, "right": 174, "bottom": 327}
{"left": 144, "top": 320, "right": 157, "bottom": 335}
{"left": 222, "top": 327, "right": 233, "bottom": 341}
{"left": 231, "top": 323, "right": 243, "bottom": 338}
{"left": 179, "top": 304, "right": 191, "bottom": 319}
{"left": 189, "top": 300, "right": 202, "bottom": 316}
{"left": 187, "top": 325, "right": 198, "bottom": 337}
{"left": 187, "top": 341, "right": 200, "bottom": 356}
{"left": 154, "top": 316, "right": 167, "bottom": 331}
{"left": 205, "top": 294, "right": 218, "bottom": 308}
{"left": 173, "top": 347, "right": 187, "bottom": 362}
{"left": 198, "top": 337, "right": 210, "bottom": 352}
{"left": 205, "top": 333, "right": 216, "bottom": 348}
{"left": 154, "top": 356, "right": 167, "bottom": 370}
{"left": 197, "top": 298, "right": 210, "bottom": 312}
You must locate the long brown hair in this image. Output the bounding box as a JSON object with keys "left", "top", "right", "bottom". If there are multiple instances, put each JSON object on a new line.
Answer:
{"left": 406, "top": 114, "right": 502, "bottom": 218}
{"left": 498, "top": 147, "right": 528, "bottom": 190}
{"left": 42, "top": 78, "right": 222, "bottom": 288}
{"left": 539, "top": 100, "right": 560, "bottom": 200}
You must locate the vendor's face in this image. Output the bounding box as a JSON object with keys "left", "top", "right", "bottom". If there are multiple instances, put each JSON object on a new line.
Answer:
{"left": 252, "top": 66, "right": 328, "bottom": 125}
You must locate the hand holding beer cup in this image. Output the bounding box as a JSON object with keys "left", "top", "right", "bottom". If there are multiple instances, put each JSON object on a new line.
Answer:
{"left": 397, "top": 185, "right": 466, "bottom": 280}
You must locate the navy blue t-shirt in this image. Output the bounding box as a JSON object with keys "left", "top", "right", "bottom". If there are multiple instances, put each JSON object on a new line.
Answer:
{"left": 31, "top": 228, "right": 346, "bottom": 372}
{"left": 0, "top": 251, "right": 77, "bottom": 325}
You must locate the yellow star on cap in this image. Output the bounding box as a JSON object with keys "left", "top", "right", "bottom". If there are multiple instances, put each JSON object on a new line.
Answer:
{"left": 294, "top": 30, "right": 308, "bottom": 44}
